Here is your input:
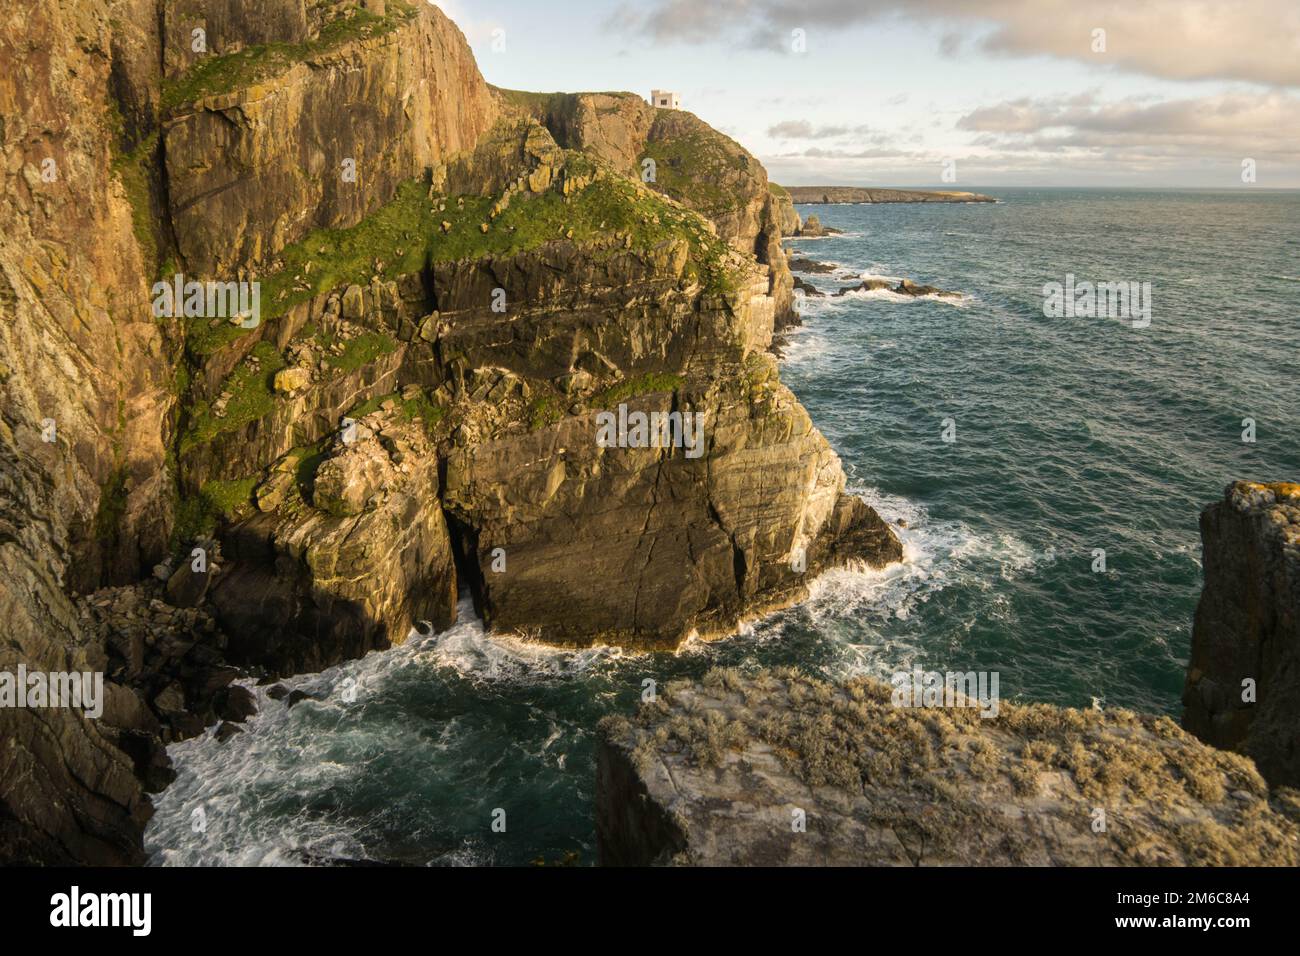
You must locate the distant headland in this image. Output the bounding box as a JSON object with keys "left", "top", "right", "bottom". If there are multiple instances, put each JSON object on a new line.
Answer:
{"left": 783, "top": 186, "right": 996, "bottom": 204}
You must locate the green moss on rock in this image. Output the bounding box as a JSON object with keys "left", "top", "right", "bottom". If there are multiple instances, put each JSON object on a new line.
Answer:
{"left": 180, "top": 340, "right": 287, "bottom": 453}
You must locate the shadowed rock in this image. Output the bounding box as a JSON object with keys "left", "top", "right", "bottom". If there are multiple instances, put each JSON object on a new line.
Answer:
{"left": 1184, "top": 481, "right": 1300, "bottom": 788}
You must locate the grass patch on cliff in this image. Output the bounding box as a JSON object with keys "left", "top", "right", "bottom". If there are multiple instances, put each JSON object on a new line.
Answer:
{"left": 205, "top": 162, "right": 736, "bottom": 353}
{"left": 179, "top": 340, "right": 286, "bottom": 454}
{"left": 105, "top": 98, "right": 164, "bottom": 275}
{"left": 527, "top": 393, "right": 564, "bottom": 431}
{"left": 187, "top": 142, "right": 738, "bottom": 361}
{"left": 173, "top": 476, "right": 259, "bottom": 541}
{"left": 397, "top": 390, "right": 446, "bottom": 435}
{"left": 590, "top": 372, "right": 685, "bottom": 409}
{"left": 318, "top": 328, "right": 400, "bottom": 373}
{"left": 640, "top": 126, "right": 755, "bottom": 224}
{"left": 160, "top": 2, "right": 418, "bottom": 113}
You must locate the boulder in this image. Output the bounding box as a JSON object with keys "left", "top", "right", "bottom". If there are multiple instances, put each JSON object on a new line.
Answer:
{"left": 272, "top": 366, "right": 312, "bottom": 394}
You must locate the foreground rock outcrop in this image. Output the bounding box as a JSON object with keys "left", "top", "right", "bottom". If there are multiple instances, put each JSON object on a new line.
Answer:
{"left": 598, "top": 669, "right": 1300, "bottom": 866}
{"left": 1183, "top": 481, "right": 1300, "bottom": 788}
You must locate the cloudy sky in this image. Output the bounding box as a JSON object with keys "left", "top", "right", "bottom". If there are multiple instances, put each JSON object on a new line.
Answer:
{"left": 436, "top": 0, "right": 1300, "bottom": 188}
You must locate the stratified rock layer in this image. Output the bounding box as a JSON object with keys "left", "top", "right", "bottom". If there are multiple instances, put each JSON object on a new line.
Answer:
{"left": 1, "top": 0, "right": 178, "bottom": 866}
{"left": 163, "top": 2, "right": 497, "bottom": 274}
{"left": 1183, "top": 481, "right": 1300, "bottom": 788}
{"left": 597, "top": 669, "right": 1300, "bottom": 866}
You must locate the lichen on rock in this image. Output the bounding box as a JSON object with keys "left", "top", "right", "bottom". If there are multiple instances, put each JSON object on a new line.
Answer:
{"left": 597, "top": 668, "right": 1300, "bottom": 866}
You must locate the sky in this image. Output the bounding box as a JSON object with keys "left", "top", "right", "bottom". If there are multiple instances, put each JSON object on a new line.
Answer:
{"left": 433, "top": 0, "right": 1300, "bottom": 188}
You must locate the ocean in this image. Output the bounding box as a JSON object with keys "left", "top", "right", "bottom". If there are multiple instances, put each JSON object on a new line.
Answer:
{"left": 144, "top": 188, "right": 1300, "bottom": 866}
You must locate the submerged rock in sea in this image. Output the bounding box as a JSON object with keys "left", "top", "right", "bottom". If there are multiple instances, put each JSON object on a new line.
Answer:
{"left": 1184, "top": 481, "right": 1300, "bottom": 788}
{"left": 596, "top": 668, "right": 1300, "bottom": 866}
{"left": 834, "top": 277, "right": 960, "bottom": 298}
{"left": 792, "top": 276, "right": 824, "bottom": 298}
{"left": 788, "top": 257, "right": 836, "bottom": 274}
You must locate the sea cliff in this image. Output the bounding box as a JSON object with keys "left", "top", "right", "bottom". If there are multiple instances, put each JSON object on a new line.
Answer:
{"left": 0, "top": 0, "right": 898, "bottom": 863}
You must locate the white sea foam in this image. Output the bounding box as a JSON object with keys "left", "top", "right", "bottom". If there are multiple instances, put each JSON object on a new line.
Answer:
{"left": 835, "top": 286, "right": 975, "bottom": 307}
{"left": 417, "top": 612, "right": 626, "bottom": 685}
{"left": 736, "top": 486, "right": 1045, "bottom": 682}
{"left": 144, "top": 598, "right": 626, "bottom": 866}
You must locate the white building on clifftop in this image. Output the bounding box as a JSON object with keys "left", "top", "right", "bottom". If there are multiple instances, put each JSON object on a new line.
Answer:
{"left": 650, "top": 89, "right": 680, "bottom": 109}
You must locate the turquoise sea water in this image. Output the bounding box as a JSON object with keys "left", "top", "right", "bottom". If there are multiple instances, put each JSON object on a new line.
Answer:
{"left": 145, "top": 188, "right": 1300, "bottom": 866}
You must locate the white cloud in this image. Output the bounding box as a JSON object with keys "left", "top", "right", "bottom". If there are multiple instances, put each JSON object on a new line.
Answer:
{"left": 608, "top": 0, "right": 1300, "bottom": 87}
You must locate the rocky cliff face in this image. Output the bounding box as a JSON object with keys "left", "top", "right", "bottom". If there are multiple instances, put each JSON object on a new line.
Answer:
{"left": 502, "top": 91, "right": 798, "bottom": 330}
{"left": 1, "top": 0, "right": 897, "bottom": 863}
{"left": 597, "top": 669, "right": 1300, "bottom": 866}
{"left": 1184, "top": 481, "right": 1300, "bottom": 788}
{"left": 0, "top": 0, "right": 179, "bottom": 865}
{"left": 163, "top": 1, "right": 497, "bottom": 275}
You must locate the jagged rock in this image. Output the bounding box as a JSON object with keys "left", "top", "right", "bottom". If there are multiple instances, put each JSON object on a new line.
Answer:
{"left": 216, "top": 685, "right": 258, "bottom": 723}
{"left": 769, "top": 186, "right": 802, "bottom": 237}
{"left": 597, "top": 669, "right": 1300, "bottom": 866}
{"left": 1184, "top": 482, "right": 1300, "bottom": 788}
{"left": 152, "top": 682, "right": 187, "bottom": 719}
{"left": 895, "top": 277, "right": 958, "bottom": 297}
{"left": 798, "top": 213, "right": 841, "bottom": 237}
{"left": 792, "top": 276, "right": 823, "bottom": 298}
{"left": 286, "top": 689, "right": 317, "bottom": 709}
{"left": 832, "top": 277, "right": 960, "bottom": 298}
{"left": 341, "top": 284, "right": 365, "bottom": 320}
{"left": 788, "top": 257, "right": 835, "bottom": 274}
{"left": 313, "top": 434, "right": 392, "bottom": 517}
{"left": 214, "top": 722, "right": 244, "bottom": 744}
{"left": 255, "top": 467, "right": 297, "bottom": 513}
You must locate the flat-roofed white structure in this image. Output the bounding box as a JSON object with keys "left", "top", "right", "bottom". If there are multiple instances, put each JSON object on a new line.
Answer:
{"left": 650, "top": 89, "right": 680, "bottom": 109}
